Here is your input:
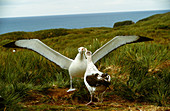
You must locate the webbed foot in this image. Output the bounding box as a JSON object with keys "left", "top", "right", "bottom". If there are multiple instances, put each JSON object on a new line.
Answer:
{"left": 86, "top": 101, "right": 95, "bottom": 105}
{"left": 67, "top": 88, "right": 76, "bottom": 92}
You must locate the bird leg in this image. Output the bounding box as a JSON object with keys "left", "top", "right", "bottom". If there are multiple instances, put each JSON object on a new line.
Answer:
{"left": 99, "top": 91, "right": 105, "bottom": 103}
{"left": 94, "top": 94, "right": 100, "bottom": 102}
{"left": 67, "top": 76, "right": 76, "bottom": 92}
{"left": 86, "top": 94, "right": 95, "bottom": 105}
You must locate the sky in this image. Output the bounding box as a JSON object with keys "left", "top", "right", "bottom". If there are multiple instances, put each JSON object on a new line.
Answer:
{"left": 0, "top": 0, "right": 169, "bottom": 18}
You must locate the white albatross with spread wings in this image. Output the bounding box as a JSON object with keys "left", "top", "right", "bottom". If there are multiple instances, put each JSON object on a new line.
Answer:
{"left": 84, "top": 50, "right": 111, "bottom": 105}
{"left": 3, "top": 36, "right": 152, "bottom": 92}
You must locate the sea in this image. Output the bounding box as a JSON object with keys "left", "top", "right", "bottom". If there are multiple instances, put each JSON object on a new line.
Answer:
{"left": 0, "top": 10, "right": 169, "bottom": 35}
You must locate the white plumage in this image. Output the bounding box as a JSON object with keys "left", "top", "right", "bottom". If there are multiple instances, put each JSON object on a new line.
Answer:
{"left": 68, "top": 47, "right": 87, "bottom": 92}
{"left": 4, "top": 39, "right": 87, "bottom": 92}
{"left": 3, "top": 36, "right": 152, "bottom": 92}
{"left": 84, "top": 51, "right": 111, "bottom": 105}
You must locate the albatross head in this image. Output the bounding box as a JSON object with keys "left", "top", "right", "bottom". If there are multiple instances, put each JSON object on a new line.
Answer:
{"left": 78, "top": 47, "right": 87, "bottom": 54}
{"left": 85, "top": 50, "right": 92, "bottom": 59}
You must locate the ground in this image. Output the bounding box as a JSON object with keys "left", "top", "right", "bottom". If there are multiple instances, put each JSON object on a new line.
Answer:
{"left": 19, "top": 87, "right": 170, "bottom": 111}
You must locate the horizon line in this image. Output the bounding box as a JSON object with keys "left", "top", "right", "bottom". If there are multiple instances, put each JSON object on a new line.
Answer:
{"left": 0, "top": 9, "right": 170, "bottom": 19}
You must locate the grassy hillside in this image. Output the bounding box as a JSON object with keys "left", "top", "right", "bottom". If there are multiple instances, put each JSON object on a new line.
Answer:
{"left": 0, "top": 12, "right": 169, "bottom": 110}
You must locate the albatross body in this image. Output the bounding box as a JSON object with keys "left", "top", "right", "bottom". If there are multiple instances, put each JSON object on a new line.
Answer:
{"left": 84, "top": 51, "right": 111, "bottom": 105}
{"left": 68, "top": 47, "right": 87, "bottom": 92}
{"left": 4, "top": 39, "right": 87, "bottom": 92}
{"left": 3, "top": 36, "right": 152, "bottom": 92}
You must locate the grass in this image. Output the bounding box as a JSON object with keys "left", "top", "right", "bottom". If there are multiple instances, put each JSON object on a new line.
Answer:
{"left": 0, "top": 12, "right": 169, "bottom": 110}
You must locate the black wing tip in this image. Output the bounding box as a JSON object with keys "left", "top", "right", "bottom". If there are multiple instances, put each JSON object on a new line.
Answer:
{"left": 3, "top": 41, "right": 19, "bottom": 48}
{"left": 137, "top": 36, "right": 153, "bottom": 42}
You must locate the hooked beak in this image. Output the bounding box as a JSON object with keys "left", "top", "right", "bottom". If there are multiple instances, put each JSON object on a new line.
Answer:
{"left": 81, "top": 47, "right": 87, "bottom": 53}
{"left": 84, "top": 48, "right": 88, "bottom": 59}
{"left": 84, "top": 48, "right": 87, "bottom": 52}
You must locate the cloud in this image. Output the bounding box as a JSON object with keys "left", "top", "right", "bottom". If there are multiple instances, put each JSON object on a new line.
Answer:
{"left": 0, "top": 0, "right": 169, "bottom": 17}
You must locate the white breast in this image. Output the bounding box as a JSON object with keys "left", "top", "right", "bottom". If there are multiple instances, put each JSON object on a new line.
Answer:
{"left": 69, "top": 59, "right": 87, "bottom": 78}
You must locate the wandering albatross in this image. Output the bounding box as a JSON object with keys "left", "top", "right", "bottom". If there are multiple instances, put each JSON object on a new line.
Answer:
{"left": 3, "top": 36, "right": 152, "bottom": 92}
{"left": 84, "top": 50, "right": 111, "bottom": 105}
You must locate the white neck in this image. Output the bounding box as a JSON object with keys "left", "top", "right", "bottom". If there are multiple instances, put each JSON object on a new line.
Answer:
{"left": 85, "top": 55, "right": 99, "bottom": 75}
{"left": 86, "top": 56, "right": 92, "bottom": 63}
{"left": 75, "top": 53, "right": 85, "bottom": 61}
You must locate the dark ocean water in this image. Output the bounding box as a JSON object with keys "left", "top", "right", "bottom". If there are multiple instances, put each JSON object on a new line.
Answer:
{"left": 0, "top": 10, "right": 169, "bottom": 34}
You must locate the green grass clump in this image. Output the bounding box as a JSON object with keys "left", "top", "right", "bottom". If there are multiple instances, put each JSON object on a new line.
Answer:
{"left": 113, "top": 20, "right": 134, "bottom": 28}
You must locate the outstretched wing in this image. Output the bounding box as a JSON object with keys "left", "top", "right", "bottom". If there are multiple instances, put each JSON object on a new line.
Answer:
{"left": 92, "top": 36, "right": 153, "bottom": 64}
{"left": 3, "top": 39, "right": 73, "bottom": 69}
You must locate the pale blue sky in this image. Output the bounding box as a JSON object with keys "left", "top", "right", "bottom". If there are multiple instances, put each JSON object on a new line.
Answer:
{"left": 0, "top": 0, "right": 169, "bottom": 18}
